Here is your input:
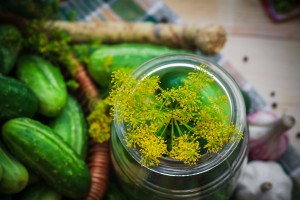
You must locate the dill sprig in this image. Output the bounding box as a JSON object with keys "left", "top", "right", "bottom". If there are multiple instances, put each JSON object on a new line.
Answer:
{"left": 106, "top": 66, "right": 242, "bottom": 167}
{"left": 87, "top": 100, "right": 112, "bottom": 144}
{"left": 22, "top": 19, "right": 79, "bottom": 74}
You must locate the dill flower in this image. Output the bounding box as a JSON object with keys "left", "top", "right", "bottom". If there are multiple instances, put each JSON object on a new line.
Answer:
{"left": 169, "top": 134, "right": 200, "bottom": 165}
{"left": 87, "top": 100, "right": 112, "bottom": 143}
{"left": 108, "top": 65, "right": 242, "bottom": 167}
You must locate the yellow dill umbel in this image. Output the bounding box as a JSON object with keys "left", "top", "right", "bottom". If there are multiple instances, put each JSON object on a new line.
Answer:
{"left": 87, "top": 100, "right": 112, "bottom": 143}
{"left": 96, "top": 66, "right": 242, "bottom": 167}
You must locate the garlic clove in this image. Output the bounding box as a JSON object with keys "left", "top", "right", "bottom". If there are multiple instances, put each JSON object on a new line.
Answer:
{"left": 249, "top": 126, "right": 272, "bottom": 140}
{"left": 247, "top": 110, "right": 279, "bottom": 126}
{"left": 234, "top": 161, "right": 292, "bottom": 200}
{"left": 248, "top": 112, "right": 295, "bottom": 161}
{"left": 247, "top": 110, "right": 279, "bottom": 139}
{"left": 260, "top": 182, "right": 272, "bottom": 192}
{"left": 249, "top": 132, "right": 289, "bottom": 161}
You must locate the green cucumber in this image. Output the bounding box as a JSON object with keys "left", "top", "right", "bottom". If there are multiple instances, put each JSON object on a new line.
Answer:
{"left": 50, "top": 95, "right": 88, "bottom": 159}
{"left": 159, "top": 68, "right": 230, "bottom": 111}
{"left": 159, "top": 69, "right": 189, "bottom": 90}
{"left": 0, "top": 74, "right": 39, "bottom": 123}
{"left": 27, "top": 170, "right": 41, "bottom": 186}
{"left": 88, "top": 43, "right": 190, "bottom": 88}
{"left": 0, "top": 144, "right": 29, "bottom": 194}
{"left": 0, "top": 163, "right": 2, "bottom": 181}
{"left": 2, "top": 118, "right": 91, "bottom": 199}
{"left": 16, "top": 55, "right": 67, "bottom": 117}
{"left": 0, "top": 193, "right": 11, "bottom": 200}
{"left": 21, "top": 182, "right": 61, "bottom": 200}
{"left": 104, "top": 182, "right": 128, "bottom": 200}
{"left": 0, "top": 24, "right": 22, "bottom": 75}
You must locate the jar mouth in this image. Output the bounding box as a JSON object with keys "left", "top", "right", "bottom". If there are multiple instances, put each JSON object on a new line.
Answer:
{"left": 113, "top": 53, "right": 247, "bottom": 175}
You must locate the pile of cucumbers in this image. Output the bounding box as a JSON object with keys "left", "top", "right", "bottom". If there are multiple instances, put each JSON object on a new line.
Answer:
{"left": 0, "top": 23, "right": 195, "bottom": 200}
{"left": 0, "top": 21, "right": 253, "bottom": 199}
{"left": 0, "top": 25, "right": 90, "bottom": 199}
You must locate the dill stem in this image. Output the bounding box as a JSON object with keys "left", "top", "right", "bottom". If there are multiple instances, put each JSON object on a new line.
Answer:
{"left": 171, "top": 119, "right": 174, "bottom": 147}
{"left": 159, "top": 123, "right": 169, "bottom": 137}
{"left": 174, "top": 120, "right": 183, "bottom": 137}
{"left": 159, "top": 96, "right": 169, "bottom": 112}
{"left": 181, "top": 122, "right": 195, "bottom": 132}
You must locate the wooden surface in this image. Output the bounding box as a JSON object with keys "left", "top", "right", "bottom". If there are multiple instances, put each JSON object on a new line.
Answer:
{"left": 164, "top": 0, "right": 300, "bottom": 152}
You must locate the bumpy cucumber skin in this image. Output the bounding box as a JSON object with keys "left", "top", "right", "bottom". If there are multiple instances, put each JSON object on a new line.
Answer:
{"left": 16, "top": 55, "right": 67, "bottom": 117}
{"left": 2, "top": 118, "right": 91, "bottom": 199}
{"left": 0, "top": 74, "right": 39, "bottom": 123}
{"left": 0, "top": 145, "right": 29, "bottom": 194}
{"left": 0, "top": 24, "right": 22, "bottom": 75}
{"left": 50, "top": 95, "right": 88, "bottom": 159}
{"left": 21, "top": 183, "right": 61, "bottom": 200}
{"left": 88, "top": 43, "right": 189, "bottom": 88}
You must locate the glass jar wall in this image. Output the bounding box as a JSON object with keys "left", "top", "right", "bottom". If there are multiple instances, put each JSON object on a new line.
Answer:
{"left": 110, "top": 54, "right": 248, "bottom": 200}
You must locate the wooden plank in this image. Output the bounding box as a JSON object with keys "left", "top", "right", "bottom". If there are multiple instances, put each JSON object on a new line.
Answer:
{"left": 165, "top": 0, "right": 300, "bottom": 152}
{"left": 164, "top": 0, "right": 300, "bottom": 39}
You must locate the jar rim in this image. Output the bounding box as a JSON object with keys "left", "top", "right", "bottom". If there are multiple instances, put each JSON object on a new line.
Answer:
{"left": 113, "top": 53, "right": 247, "bottom": 175}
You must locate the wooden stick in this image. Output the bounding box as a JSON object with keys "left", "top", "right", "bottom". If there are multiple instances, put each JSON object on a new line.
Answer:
{"left": 48, "top": 21, "right": 227, "bottom": 55}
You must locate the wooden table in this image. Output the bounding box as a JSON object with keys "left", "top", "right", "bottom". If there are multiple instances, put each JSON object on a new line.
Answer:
{"left": 165, "top": 0, "right": 300, "bottom": 152}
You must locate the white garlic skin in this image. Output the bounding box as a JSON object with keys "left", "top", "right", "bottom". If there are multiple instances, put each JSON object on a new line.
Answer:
{"left": 234, "top": 161, "right": 292, "bottom": 200}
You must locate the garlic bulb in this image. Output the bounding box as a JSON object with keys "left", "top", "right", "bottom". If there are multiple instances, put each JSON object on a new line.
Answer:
{"left": 234, "top": 161, "right": 292, "bottom": 200}
{"left": 247, "top": 111, "right": 279, "bottom": 139}
{"left": 247, "top": 111, "right": 295, "bottom": 161}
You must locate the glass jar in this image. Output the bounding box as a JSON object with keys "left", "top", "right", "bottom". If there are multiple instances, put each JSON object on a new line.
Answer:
{"left": 110, "top": 54, "right": 248, "bottom": 200}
